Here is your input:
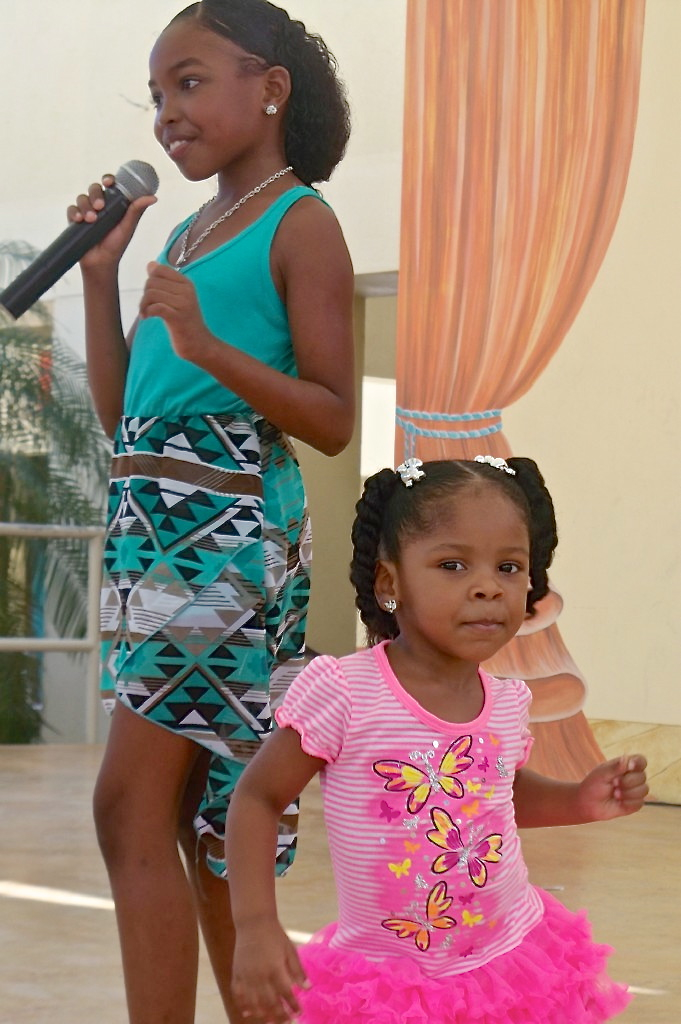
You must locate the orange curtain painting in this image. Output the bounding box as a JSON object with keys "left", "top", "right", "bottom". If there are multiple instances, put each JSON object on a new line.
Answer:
{"left": 396, "top": 0, "right": 646, "bottom": 778}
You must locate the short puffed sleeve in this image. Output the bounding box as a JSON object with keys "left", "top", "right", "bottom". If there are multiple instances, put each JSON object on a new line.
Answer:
{"left": 514, "top": 678, "right": 535, "bottom": 769}
{"left": 275, "top": 655, "right": 351, "bottom": 764}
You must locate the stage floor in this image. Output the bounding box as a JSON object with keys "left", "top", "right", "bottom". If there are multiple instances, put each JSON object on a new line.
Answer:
{"left": 0, "top": 744, "right": 678, "bottom": 1023}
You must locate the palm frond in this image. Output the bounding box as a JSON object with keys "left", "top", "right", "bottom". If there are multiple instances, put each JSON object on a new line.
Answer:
{"left": 0, "top": 242, "right": 111, "bottom": 740}
{"left": 42, "top": 544, "right": 91, "bottom": 638}
{"left": 0, "top": 241, "right": 52, "bottom": 324}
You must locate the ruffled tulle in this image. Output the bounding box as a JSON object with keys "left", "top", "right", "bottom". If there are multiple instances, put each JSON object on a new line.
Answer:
{"left": 297, "top": 889, "right": 631, "bottom": 1023}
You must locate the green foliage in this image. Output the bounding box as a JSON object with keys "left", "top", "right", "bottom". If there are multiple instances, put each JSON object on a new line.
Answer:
{"left": 0, "top": 241, "right": 110, "bottom": 742}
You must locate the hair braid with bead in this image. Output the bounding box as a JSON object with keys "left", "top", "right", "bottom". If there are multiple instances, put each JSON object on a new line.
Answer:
{"left": 350, "top": 469, "right": 401, "bottom": 646}
{"left": 505, "top": 457, "right": 558, "bottom": 612}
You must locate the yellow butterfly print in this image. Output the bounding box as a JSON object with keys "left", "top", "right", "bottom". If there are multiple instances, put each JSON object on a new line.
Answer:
{"left": 381, "top": 881, "right": 457, "bottom": 952}
{"left": 466, "top": 780, "right": 481, "bottom": 793}
{"left": 373, "top": 735, "right": 474, "bottom": 814}
{"left": 427, "top": 807, "right": 503, "bottom": 887}
{"left": 388, "top": 858, "right": 411, "bottom": 878}
{"left": 404, "top": 840, "right": 421, "bottom": 854}
{"left": 484, "top": 785, "right": 496, "bottom": 800}
{"left": 462, "top": 909, "right": 484, "bottom": 927}
{"left": 461, "top": 800, "right": 479, "bottom": 818}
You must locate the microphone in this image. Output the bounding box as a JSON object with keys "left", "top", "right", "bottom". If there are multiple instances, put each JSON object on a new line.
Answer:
{"left": 0, "top": 160, "right": 159, "bottom": 320}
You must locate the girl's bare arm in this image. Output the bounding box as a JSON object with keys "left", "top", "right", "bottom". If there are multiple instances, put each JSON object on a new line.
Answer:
{"left": 140, "top": 199, "right": 355, "bottom": 456}
{"left": 80, "top": 266, "right": 131, "bottom": 437}
{"left": 69, "top": 176, "right": 156, "bottom": 437}
{"left": 513, "top": 755, "right": 648, "bottom": 828}
{"left": 226, "top": 726, "right": 325, "bottom": 1021}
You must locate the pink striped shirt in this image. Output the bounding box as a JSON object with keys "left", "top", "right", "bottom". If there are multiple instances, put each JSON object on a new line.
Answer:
{"left": 276, "top": 642, "right": 544, "bottom": 977}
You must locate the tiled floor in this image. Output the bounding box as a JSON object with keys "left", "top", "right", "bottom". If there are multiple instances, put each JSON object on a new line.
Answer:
{"left": 0, "top": 744, "right": 678, "bottom": 1023}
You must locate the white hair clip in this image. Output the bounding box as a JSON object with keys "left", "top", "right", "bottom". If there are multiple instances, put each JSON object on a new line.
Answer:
{"left": 474, "top": 455, "right": 516, "bottom": 476}
{"left": 396, "top": 457, "right": 426, "bottom": 487}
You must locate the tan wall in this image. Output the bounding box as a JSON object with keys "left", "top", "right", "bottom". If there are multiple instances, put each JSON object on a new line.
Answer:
{"left": 297, "top": 291, "right": 396, "bottom": 656}
{"left": 296, "top": 297, "right": 365, "bottom": 656}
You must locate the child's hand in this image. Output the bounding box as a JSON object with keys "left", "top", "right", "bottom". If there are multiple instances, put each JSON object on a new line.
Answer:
{"left": 577, "top": 754, "right": 648, "bottom": 822}
{"left": 140, "top": 262, "right": 216, "bottom": 364}
{"left": 66, "top": 175, "right": 156, "bottom": 270}
{"left": 231, "top": 920, "right": 308, "bottom": 1023}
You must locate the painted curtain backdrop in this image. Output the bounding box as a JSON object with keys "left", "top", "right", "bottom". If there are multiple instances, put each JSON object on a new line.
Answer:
{"left": 396, "top": 0, "right": 646, "bottom": 778}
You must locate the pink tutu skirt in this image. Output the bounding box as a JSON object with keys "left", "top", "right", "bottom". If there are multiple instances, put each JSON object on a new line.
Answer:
{"left": 297, "top": 889, "right": 630, "bottom": 1023}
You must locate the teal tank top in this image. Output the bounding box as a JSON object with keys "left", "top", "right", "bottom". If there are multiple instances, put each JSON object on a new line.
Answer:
{"left": 123, "top": 186, "right": 322, "bottom": 418}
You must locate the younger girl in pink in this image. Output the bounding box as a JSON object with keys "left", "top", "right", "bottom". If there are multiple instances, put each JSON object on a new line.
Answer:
{"left": 226, "top": 456, "right": 648, "bottom": 1023}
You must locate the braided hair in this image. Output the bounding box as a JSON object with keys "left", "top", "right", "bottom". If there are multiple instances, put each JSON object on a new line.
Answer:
{"left": 172, "top": 0, "right": 351, "bottom": 184}
{"left": 350, "top": 458, "right": 558, "bottom": 646}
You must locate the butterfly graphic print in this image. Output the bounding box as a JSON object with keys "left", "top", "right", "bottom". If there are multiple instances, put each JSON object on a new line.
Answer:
{"left": 381, "top": 881, "right": 457, "bottom": 952}
{"left": 378, "top": 799, "right": 400, "bottom": 822}
{"left": 427, "top": 807, "right": 502, "bottom": 887}
{"left": 373, "top": 735, "right": 474, "bottom": 814}
{"left": 388, "top": 858, "right": 411, "bottom": 878}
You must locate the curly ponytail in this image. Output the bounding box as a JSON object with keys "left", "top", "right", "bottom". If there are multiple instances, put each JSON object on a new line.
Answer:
{"left": 269, "top": 16, "right": 350, "bottom": 184}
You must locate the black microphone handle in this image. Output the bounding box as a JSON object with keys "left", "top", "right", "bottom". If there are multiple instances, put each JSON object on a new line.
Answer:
{"left": 0, "top": 187, "right": 130, "bottom": 320}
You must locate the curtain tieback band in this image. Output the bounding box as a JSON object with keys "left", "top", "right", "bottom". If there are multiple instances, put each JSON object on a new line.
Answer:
{"left": 395, "top": 407, "right": 502, "bottom": 457}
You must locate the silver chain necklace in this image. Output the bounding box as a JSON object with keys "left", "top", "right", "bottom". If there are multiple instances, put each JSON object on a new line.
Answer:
{"left": 175, "top": 165, "right": 293, "bottom": 266}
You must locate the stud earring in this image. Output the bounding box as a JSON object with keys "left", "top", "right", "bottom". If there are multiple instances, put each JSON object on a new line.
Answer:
{"left": 383, "top": 599, "right": 397, "bottom": 614}
{"left": 265, "top": 104, "right": 278, "bottom": 116}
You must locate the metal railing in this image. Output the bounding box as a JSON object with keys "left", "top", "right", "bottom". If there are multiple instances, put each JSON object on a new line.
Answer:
{"left": 0, "top": 522, "right": 104, "bottom": 742}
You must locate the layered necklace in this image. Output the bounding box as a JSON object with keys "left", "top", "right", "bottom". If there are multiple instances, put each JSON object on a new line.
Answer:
{"left": 175, "top": 165, "right": 293, "bottom": 266}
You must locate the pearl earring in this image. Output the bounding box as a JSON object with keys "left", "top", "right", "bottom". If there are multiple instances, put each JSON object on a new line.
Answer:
{"left": 265, "top": 104, "right": 278, "bottom": 116}
{"left": 383, "top": 599, "right": 397, "bottom": 614}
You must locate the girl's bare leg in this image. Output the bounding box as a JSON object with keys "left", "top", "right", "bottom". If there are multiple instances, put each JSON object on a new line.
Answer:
{"left": 93, "top": 702, "right": 205, "bottom": 1024}
{"left": 179, "top": 751, "right": 248, "bottom": 1024}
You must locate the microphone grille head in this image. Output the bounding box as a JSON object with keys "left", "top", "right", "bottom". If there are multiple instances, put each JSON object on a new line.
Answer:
{"left": 115, "top": 160, "right": 160, "bottom": 201}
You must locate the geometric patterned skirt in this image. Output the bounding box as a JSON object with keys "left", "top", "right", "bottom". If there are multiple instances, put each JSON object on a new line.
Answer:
{"left": 100, "top": 412, "right": 311, "bottom": 878}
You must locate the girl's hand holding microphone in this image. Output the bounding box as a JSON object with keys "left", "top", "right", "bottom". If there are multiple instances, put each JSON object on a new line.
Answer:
{"left": 1, "top": 161, "right": 158, "bottom": 322}
{"left": 67, "top": 172, "right": 157, "bottom": 271}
